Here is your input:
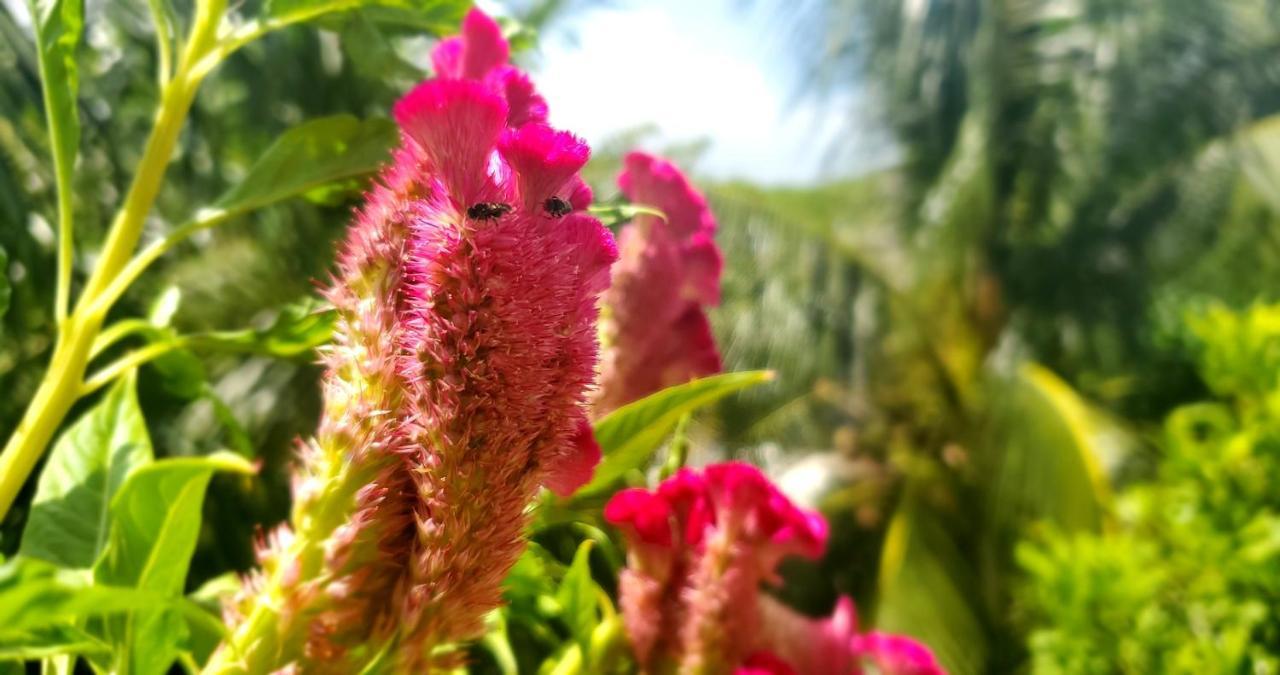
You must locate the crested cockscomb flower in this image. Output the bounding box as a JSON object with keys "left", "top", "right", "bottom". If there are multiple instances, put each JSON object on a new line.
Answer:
{"left": 594, "top": 152, "right": 723, "bottom": 416}
{"left": 207, "top": 13, "right": 616, "bottom": 674}
{"left": 605, "top": 463, "right": 944, "bottom": 675}
{"left": 604, "top": 462, "right": 827, "bottom": 673}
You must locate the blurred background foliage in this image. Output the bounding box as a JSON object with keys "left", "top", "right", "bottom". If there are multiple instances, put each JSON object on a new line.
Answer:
{"left": 4, "top": 0, "right": 1280, "bottom": 672}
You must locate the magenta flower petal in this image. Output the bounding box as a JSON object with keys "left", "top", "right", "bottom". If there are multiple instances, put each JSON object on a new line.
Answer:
{"left": 605, "top": 463, "right": 829, "bottom": 672}
{"left": 431, "top": 8, "right": 509, "bottom": 80}
{"left": 853, "top": 633, "right": 947, "bottom": 675}
{"left": 543, "top": 418, "right": 602, "bottom": 497}
{"left": 431, "top": 9, "right": 549, "bottom": 128}
{"left": 596, "top": 152, "right": 723, "bottom": 415}
{"left": 737, "top": 651, "right": 800, "bottom": 675}
{"left": 393, "top": 79, "right": 507, "bottom": 204}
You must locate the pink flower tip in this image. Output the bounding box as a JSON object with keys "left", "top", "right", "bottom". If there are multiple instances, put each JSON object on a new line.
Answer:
{"left": 431, "top": 8, "right": 509, "bottom": 80}
{"left": 392, "top": 80, "right": 507, "bottom": 200}
{"left": 854, "top": 633, "right": 947, "bottom": 675}
{"left": 604, "top": 487, "right": 674, "bottom": 548}
{"left": 543, "top": 419, "right": 603, "bottom": 497}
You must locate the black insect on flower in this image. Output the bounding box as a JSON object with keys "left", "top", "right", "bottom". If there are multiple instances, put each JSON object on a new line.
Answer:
{"left": 467, "top": 202, "right": 514, "bottom": 220}
{"left": 543, "top": 196, "right": 573, "bottom": 218}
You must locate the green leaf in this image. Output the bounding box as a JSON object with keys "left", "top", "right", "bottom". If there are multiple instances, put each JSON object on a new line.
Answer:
{"left": 981, "top": 363, "right": 1117, "bottom": 535}
{"left": 93, "top": 452, "right": 253, "bottom": 675}
{"left": 20, "top": 376, "right": 153, "bottom": 569}
{"left": 96, "top": 452, "right": 253, "bottom": 593}
{"left": 0, "top": 624, "right": 110, "bottom": 660}
{"left": 876, "top": 495, "right": 988, "bottom": 675}
{"left": 209, "top": 115, "right": 397, "bottom": 221}
{"left": 263, "top": 0, "right": 465, "bottom": 27}
{"left": 478, "top": 611, "right": 519, "bottom": 675}
{"left": 187, "top": 299, "right": 335, "bottom": 359}
{"left": 0, "top": 557, "right": 163, "bottom": 633}
{"left": 587, "top": 203, "right": 667, "bottom": 230}
{"left": 25, "top": 0, "right": 84, "bottom": 219}
{"left": 556, "top": 541, "right": 597, "bottom": 656}
{"left": 575, "top": 371, "right": 774, "bottom": 497}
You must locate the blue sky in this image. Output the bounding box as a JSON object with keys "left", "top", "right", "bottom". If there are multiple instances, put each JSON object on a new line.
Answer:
{"left": 501, "top": 0, "right": 889, "bottom": 185}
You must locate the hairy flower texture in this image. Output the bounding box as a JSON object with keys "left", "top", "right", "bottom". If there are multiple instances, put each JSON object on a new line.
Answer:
{"left": 209, "top": 19, "right": 615, "bottom": 674}
{"left": 604, "top": 462, "right": 827, "bottom": 674}
{"left": 606, "top": 463, "right": 944, "bottom": 675}
{"left": 594, "top": 152, "right": 723, "bottom": 416}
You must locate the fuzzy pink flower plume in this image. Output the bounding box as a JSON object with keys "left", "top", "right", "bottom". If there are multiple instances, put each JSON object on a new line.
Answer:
{"left": 206, "top": 10, "right": 615, "bottom": 673}
{"left": 605, "top": 462, "right": 944, "bottom": 675}
{"left": 594, "top": 153, "right": 723, "bottom": 416}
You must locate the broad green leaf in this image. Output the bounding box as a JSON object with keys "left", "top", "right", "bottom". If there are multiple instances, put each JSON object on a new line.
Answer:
{"left": 575, "top": 371, "right": 774, "bottom": 497}
{"left": 20, "top": 376, "right": 153, "bottom": 569}
{"left": 0, "top": 557, "right": 164, "bottom": 632}
{"left": 981, "top": 363, "right": 1117, "bottom": 536}
{"left": 876, "top": 496, "right": 988, "bottom": 675}
{"left": 25, "top": 0, "right": 84, "bottom": 227}
{"left": 0, "top": 624, "right": 109, "bottom": 660}
{"left": 96, "top": 452, "right": 253, "bottom": 593}
{"left": 556, "top": 541, "right": 597, "bottom": 656}
{"left": 208, "top": 115, "right": 396, "bottom": 221}
{"left": 94, "top": 452, "right": 252, "bottom": 675}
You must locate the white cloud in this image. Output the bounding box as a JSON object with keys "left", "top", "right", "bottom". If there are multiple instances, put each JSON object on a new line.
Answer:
{"left": 530, "top": 1, "right": 878, "bottom": 184}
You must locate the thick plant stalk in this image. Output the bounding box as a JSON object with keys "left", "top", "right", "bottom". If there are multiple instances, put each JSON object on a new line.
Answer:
{"left": 208, "top": 11, "right": 617, "bottom": 672}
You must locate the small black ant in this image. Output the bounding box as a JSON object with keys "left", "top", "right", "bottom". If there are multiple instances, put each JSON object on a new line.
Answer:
{"left": 467, "top": 202, "right": 513, "bottom": 220}
{"left": 543, "top": 196, "right": 573, "bottom": 217}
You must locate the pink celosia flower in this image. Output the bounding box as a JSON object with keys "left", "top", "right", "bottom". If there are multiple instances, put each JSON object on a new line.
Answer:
{"left": 210, "top": 11, "right": 616, "bottom": 673}
{"left": 606, "top": 463, "right": 944, "bottom": 675}
{"left": 594, "top": 153, "right": 723, "bottom": 416}
{"left": 604, "top": 462, "right": 826, "bottom": 673}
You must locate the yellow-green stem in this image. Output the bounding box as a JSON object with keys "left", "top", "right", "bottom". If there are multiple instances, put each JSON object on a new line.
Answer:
{"left": 0, "top": 4, "right": 221, "bottom": 521}
{"left": 0, "top": 316, "right": 97, "bottom": 518}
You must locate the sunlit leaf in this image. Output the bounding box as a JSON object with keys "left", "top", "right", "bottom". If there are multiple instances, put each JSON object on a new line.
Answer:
{"left": 186, "top": 299, "right": 335, "bottom": 359}
{"left": 876, "top": 495, "right": 988, "bottom": 675}
{"left": 587, "top": 203, "right": 667, "bottom": 229}
{"left": 208, "top": 115, "right": 397, "bottom": 221}
{"left": 0, "top": 624, "right": 109, "bottom": 660}
{"left": 96, "top": 452, "right": 253, "bottom": 593}
{"left": 556, "top": 541, "right": 597, "bottom": 656}
{"left": 93, "top": 452, "right": 253, "bottom": 674}
{"left": 0, "top": 557, "right": 172, "bottom": 650}
{"left": 981, "top": 363, "right": 1117, "bottom": 536}
{"left": 574, "top": 370, "right": 774, "bottom": 497}
{"left": 478, "top": 611, "right": 519, "bottom": 675}
{"left": 25, "top": 0, "right": 83, "bottom": 227}
{"left": 19, "top": 376, "right": 153, "bottom": 569}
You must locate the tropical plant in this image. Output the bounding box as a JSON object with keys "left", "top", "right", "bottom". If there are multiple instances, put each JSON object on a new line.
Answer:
{"left": 1019, "top": 301, "right": 1280, "bottom": 673}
